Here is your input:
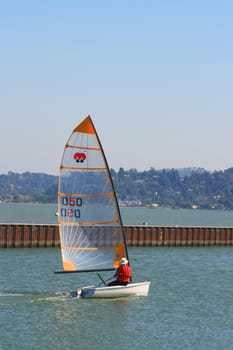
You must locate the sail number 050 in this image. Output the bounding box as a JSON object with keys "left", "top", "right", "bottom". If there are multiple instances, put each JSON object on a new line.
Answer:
{"left": 60, "top": 197, "right": 82, "bottom": 218}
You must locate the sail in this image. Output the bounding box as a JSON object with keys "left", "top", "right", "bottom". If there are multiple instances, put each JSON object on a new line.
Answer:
{"left": 58, "top": 116, "right": 128, "bottom": 272}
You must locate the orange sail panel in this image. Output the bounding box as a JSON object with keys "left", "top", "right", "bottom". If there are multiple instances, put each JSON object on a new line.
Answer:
{"left": 73, "top": 116, "right": 95, "bottom": 134}
{"left": 58, "top": 115, "right": 128, "bottom": 272}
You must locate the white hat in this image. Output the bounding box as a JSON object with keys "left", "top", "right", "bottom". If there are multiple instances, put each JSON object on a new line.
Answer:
{"left": 120, "top": 257, "right": 128, "bottom": 265}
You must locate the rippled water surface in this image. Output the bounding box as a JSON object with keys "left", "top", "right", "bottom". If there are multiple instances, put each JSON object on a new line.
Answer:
{"left": 1, "top": 247, "right": 233, "bottom": 349}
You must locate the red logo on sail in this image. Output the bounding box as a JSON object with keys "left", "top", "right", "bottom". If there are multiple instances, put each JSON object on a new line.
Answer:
{"left": 73, "top": 152, "right": 86, "bottom": 163}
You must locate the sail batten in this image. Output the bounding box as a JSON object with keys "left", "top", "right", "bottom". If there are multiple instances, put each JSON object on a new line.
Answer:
{"left": 58, "top": 192, "right": 114, "bottom": 198}
{"left": 61, "top": 245, "right": 116, "bottom": 251}
{"left": 59, "top": 219, "right": 120, "bottom": 225}
{"left": 60, "top": 165, "right": 107, "bottom": 171}
{"left": 67, "top": 145, "right": 101, "bottom": 151}
{"left": 58, "top": 116, "right": 128, "bottom": 272}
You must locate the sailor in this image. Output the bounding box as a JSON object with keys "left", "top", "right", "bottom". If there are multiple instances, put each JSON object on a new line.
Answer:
{"left": 108, "top": 257, "right": 132, "bottom": 286}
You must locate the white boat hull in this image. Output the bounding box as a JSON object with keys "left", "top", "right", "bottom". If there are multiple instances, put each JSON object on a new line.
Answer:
{"left": 75, "top": 281, "right": 151, "bottom": 299}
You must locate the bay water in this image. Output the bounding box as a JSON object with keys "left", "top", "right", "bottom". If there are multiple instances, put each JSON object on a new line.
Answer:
{"left": 1, "top": 247, "right": 233, "bottom": 350}
{"left": 0, "top": 204, "right": 233, "bottom": 349}
{"left": 1, "top": 203, "right": 233, "bottom": 226}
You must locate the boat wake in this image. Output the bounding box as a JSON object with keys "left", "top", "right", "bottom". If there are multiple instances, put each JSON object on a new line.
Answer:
{"left": 0, "top": 291, "right": 71, "bottom": 305}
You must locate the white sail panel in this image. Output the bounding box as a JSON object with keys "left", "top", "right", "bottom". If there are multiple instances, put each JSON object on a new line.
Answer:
{"left": 59, "top": 169, "right": 112, "bottom": 195}
{"left": 62, "top": 147, "right": 106, "bottom": 170}
{"left": 68, "top": 131, "right": 99, "bottom": 148}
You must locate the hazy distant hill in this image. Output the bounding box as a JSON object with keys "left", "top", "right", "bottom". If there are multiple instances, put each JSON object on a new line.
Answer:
{"left": 1, "top": 167, "right": 233, "bottom": 210}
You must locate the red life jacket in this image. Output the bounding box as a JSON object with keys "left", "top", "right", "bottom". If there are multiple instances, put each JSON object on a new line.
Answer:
{"left": 115, "top": 264, "right": 132, "bottom": 283}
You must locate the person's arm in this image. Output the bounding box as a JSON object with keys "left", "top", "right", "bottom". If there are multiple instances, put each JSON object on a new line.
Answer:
{"left": 114, "top": 267, "right": 119, "bottom": 278}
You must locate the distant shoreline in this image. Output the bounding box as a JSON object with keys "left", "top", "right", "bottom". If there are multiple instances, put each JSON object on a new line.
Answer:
{"left": 1, "top": 202, "right": 233, "bottom": 212}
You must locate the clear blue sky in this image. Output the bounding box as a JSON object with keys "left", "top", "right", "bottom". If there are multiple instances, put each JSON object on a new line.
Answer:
{"left": 1, "top": 0, "right": 233, "bottom": 175}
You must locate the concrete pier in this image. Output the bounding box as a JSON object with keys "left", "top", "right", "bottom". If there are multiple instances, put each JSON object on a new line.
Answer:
{"left": 0, "top": 224, "right": 233, "bottom": 247}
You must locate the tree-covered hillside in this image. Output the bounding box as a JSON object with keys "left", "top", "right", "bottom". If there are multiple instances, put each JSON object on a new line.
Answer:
{"left": 1, "top": 167, "right": 233, "bottom": 209}
{"left": 0, "top": 172, "right": 57, "bottom": 203}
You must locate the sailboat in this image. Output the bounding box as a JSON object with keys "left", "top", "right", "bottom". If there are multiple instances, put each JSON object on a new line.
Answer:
{"left": 55, "top": 116, "right": 150, "bottom": 299}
